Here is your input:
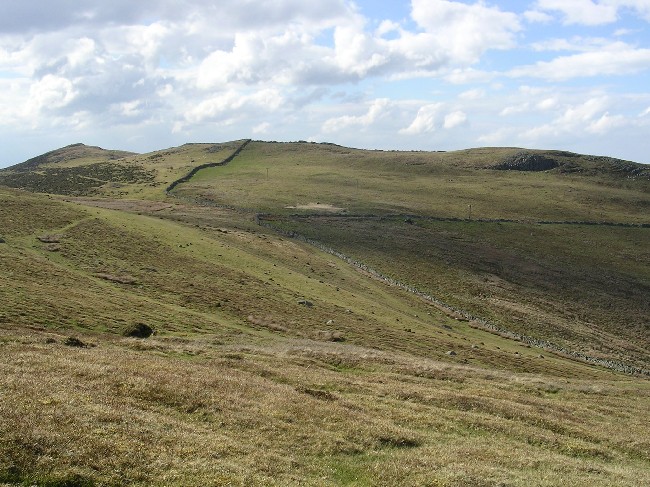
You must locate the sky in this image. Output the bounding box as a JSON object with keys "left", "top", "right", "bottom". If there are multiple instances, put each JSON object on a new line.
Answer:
{"left": 1, "top": 0, "right": 650, "bottom": 167}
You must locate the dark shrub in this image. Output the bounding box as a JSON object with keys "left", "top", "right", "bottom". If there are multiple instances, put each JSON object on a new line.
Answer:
{"left": 123, "top": 323, "right": 154, "bottom": 338}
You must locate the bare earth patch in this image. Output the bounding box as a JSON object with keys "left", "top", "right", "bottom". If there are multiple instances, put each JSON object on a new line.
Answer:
{"left": 285, "top": 202, "right": 346, "bottom": 212}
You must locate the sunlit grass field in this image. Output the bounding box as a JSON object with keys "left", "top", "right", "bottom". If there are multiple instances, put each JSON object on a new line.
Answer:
{"left": 1, "top": 140, "right": 649, "bottom": 485}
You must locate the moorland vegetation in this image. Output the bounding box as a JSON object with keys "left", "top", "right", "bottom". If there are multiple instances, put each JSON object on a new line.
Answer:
{"left": 0, "top": 140, "right": 648, "bottom": 486}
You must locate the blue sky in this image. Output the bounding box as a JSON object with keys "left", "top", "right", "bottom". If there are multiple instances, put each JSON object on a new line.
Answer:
{"left": 1, "top": 0, "right": 649, "bottom": 167}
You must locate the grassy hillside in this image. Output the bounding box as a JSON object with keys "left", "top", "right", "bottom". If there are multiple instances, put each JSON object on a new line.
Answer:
{"left": 168, "top": 140, "right": 650, "bottom": 370}
{"left": 1, "top": 140, "right": 649, "bottom": 485}
{"left": 174, "top": 141, "right": 650, "bottom": 222}
{"left": 0, "top": 142, "right": 244, "bottom": 199}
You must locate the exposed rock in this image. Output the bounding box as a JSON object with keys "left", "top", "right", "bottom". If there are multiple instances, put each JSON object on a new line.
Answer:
{"left": 446, "top": 350, "right": 457, "bottom": 356}
{"left": 37, "top": 235, "right": 61, "bottom": 243}
{"left": 298, "top": 300, "right": 314, "bottom": 307}
{"left": 493, "top": 152, "right": 560, "bottom": 172}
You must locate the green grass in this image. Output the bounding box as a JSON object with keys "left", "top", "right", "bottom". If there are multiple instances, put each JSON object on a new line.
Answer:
{"left": 1, "top": 139, "right": 649, "bottom": 485}
{"left": 265, "top": 215, "right": 650, "bottom": 368}
{"left": 175, "top": 141, "right": 650, "bottom": 222}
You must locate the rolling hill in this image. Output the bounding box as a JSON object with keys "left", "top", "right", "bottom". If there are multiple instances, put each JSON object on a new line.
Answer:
{"left": 0, "top": 140, "right": 648, "bottom": 486}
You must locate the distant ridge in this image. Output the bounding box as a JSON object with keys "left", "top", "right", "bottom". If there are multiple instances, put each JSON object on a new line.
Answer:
{"left": 8, "top": 143, "right": 137, "bottom": 172}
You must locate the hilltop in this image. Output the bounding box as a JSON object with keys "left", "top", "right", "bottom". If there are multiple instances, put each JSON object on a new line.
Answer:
{"left": 0, "top": 140, "right": 649, "bottom": 486}
{"left": 9, "top": 143, "right": 138, "bottom": 171}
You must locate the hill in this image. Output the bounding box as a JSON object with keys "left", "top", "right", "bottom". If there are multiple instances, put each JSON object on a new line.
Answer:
{"left": 8, "top": 143, "right": 138, "bottom": 172}
{"left": 0, "top": 140, "right": 649, "bottom": 486}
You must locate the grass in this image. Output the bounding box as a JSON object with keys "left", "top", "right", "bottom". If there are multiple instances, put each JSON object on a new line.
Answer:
{"left": 1, "top": 139, "right": 649, "bottom": 485}
{"left": 1, "top": 327, "right": 649, "bottom": 486}
{"left": 265, "top": 215, "right": 650, "bottom": 368}
{"left": 175, "top": 141, "right": 650, "bottom": 222}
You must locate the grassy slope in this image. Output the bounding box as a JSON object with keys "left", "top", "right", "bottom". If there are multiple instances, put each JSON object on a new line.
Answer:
{"left": 171, "top": 141, "right": 650, "bottom": 369}
{"left": 269, "top": 216, "right": 650, "bottom": 368}
{"left": 178, "top": 141, "right": 649, "bottom": 222}
{"left": 0, "top": 142, "right": 243, "bottom": 199}
{"left": 1, "top": 140, "right": 649, "bottom": 485}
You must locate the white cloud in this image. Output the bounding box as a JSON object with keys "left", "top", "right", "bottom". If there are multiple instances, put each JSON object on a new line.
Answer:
{"left": 113, "top": 100, "right": 143, "bottom": 118}
{"left": 28, "top": 74, "right": 77, "bottom": 111}
{"left": 521, "top": 96, "right": 629, "bottom": 139}
{"left": 531, "top": 36, "right": 614, "bottom": 52}
{"left": 458, "top": 88, "right": 485, "bottom": 100}
{"left": 322, "top": 98, "right": 391, "bottom": 133}
{"left": 253, "top": 122, "right": 271, "bottom": 134}
{"left": 510, "top": 43, "right": 650, "bottom": 80}
{"left": 500, "top": 103, "right": 530, "bottom": 116}
{"left": 523, "top": 10, "right": 554, "bottom": 23}
{"left": 443, "top": 110, "right": 467, "bottom": 129}
{"left": 587, "top": 112, "right": 627, "bottom": 133}
{"left": 641, "top": 106, "right": 650, "bottom": 116}
{"left": 477, "top": 127, "right": 517, "bottom": 145}
{"left": 410, "top": 0, "right": 521, "bottom": 64}
{"left": 399, "top": 103, "right": 444, "bottom": 135}
{"left": 0, "top": 0, "right": 649, "bottom": 166}
{"left": 533, "top": 0, "right": 618, "bottom": 25}
{"left": 444, "top": 68, "right": 495, "bottom": 84}
{"left": 181, "top": 88, "right": 285, "bottom": 127}
{"left": 532, "top": 0, "right": 650, "bottom": 25}
{"left": 537, "top": 97, "right": 559, "bottom": 110}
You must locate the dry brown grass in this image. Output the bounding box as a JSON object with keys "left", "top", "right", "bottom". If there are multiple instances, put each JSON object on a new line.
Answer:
{"left": 1, "top": 326, "right": 649, "bottom": 486}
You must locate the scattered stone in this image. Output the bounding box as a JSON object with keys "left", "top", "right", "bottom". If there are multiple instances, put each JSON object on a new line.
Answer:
{"left": 123, "top": 323, "right": 154, "bottom": 338}
{"left": 37, "top": 235, "right": 61, "bottom": 243}
{"left": 0, "top": 236, "right": 5, "bottom": 243}
{"left": 443, "top": 325, "right": 453, "bottom": 330}
{"left": 539, "top": 354, "right": 545, "bottom": 359}
{"left": 298, "top": 300, "right": 314, "bottom": 307}
{"left": 471, "top": 344, "right": 479, "bottom": 349}
{"left": 326, "top": 319, "right": 334, "bottom": 325}
{"left": 64, "top": 336, "right": 86, "bottom": 348}
{"left": 446, "top": 350, "right": 457, "bottom": 356}
{"left": 45, "top": 243, "right": 61, "bottom": 252}
{"left": 45, "top": 337, "right": 56, "bottom": 344}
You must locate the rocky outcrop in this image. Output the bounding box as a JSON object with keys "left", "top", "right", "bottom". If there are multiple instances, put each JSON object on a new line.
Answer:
{"left": 493, "top": 152, "right": 560, "bottom": 171}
